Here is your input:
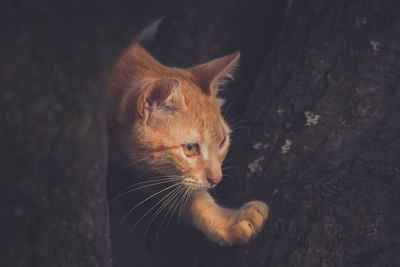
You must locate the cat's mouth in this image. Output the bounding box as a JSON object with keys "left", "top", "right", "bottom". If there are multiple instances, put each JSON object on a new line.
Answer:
{"left": 181, "top": 176, "right": 211, "bottom": 191}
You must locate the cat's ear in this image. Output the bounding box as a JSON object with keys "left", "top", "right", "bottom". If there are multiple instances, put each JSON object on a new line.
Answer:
{"left": 136, "top": 78, "right": 184, "bottom": 121}
{"left": 188, "top": 51, "right": 240, "bottom": 96}
{"left": 119, "top": 78, "right": 183, "bottom": 124}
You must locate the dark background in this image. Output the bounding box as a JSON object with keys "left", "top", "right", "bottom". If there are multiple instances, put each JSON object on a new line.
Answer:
{"left": 1, "top": 0, "right": 400, "bottom": 266}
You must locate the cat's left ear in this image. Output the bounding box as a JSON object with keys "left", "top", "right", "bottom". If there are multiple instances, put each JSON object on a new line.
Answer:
{"left": 188, "top": 51, "right": 240, "bottom": 96}
{"left": 138, "top": 78, "right": 184, "bottom": 122}
{"left": 119, "top": 78, "right": 184, "bottom": 124}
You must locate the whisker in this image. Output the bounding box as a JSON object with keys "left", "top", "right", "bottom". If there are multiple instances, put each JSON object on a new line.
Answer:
{"left": 222, "top": 92, "right": 243, "bottom": 118}
{"left": 229, "top": 126, "right": 252, "bottom": 132}
{"left": 141, "top": 185, "right": 183, "bottom": 236}
{"left": 111, "top": 178, "right": 181, "bottom": 204}
{"left": 156, "top": 187, "right": 185, "bottom": 237}
{"left": 222, "top": 158, "right": 234, "bottom": 166}
{"left": 120, "top": 183, "right": 180, "bottom": 225}
{"left": 111, "top": 175, "right": 180, "bottom": 195}
{"left": 117, "top": 176, "right": 181, "bottom": 192}
{"left": 165, "top": 189, "right": 186, "bottom": 227}
{"left": 177, "top": 188, "right": 189, "bottom": 224}
{"left": 128, "top": 184, "right": 184, "bottom": 234}
{"left": 222, "top": 166, "right": 240, "bottom": 171}
{"left": 182, "top": 189, "right": 192, "bottom": 216}
{"left": 228, "top": 119, "right": 252, "bottom": 127}
{"left": 179, "top": 188, "right": 192, "bottom": 224}
{"left": 122, "top": 157, "right": 151, "bottom": 170}
{"left": 111, "top": 174, "right": 177, "bottom": 198}
{"left": 156, "top": 185, "right": 186, "bottom": 241}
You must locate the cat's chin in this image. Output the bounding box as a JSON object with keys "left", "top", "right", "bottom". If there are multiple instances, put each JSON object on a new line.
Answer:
{"left": 188, "top": 187, "right": 210, "bottom": 194}
{"left": 182, "top": 182, "right": 211, "bottom": 192}
{"left": 183, "top": 185, "right": 210, "bottom": 192}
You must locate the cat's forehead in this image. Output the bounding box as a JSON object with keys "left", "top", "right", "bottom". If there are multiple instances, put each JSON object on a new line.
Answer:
{"left": 184, "top": 92, "right": 227, "bottom": 131}
{"left": 163, "top": 102, "right": 228, "bottom": 144}
{"left": 198, "top": 123, "right": 229, "bottom": 143}
{"left": 189, "top": 109, "right": 229, "bottom": 142}
{"left": 151, "top": 77, "right": 230, "bottom": 142}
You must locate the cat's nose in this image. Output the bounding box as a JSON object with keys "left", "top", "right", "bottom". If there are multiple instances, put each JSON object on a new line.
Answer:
{"left": 207, "top": 176, "right": 222, "bottom": 186}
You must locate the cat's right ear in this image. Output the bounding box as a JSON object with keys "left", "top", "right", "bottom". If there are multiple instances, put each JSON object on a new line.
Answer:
{"left": 131, "top": 78, "right": 184, "bottom": 124}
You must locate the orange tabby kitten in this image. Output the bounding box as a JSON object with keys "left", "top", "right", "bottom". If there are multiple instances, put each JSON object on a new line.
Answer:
{"left": 107, "top": 42, "right": 269, "bottom": 245}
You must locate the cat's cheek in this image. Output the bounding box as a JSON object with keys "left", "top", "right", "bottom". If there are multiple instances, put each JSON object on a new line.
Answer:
{"left": 219, "top": 147, "right": 229, "bottom": 162}
{"left": 182, "top": 153, "right": 201, "bottom": 163}
{"left": 180, "top": 154, "right": 206, "bottom": 181}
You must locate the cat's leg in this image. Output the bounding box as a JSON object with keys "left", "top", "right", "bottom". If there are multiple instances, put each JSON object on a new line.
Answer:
{"left": 186, "top": 191, "right": 269, "bottom": 246}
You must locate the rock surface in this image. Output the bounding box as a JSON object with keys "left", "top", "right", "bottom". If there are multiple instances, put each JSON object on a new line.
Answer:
{"left": 2, "top": 0, "right": 400, "bottom": 266}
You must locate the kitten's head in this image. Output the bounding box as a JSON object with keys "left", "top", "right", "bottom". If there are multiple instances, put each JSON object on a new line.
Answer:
{"left": 108, "top": 43, "right": 239, "bottom": 191}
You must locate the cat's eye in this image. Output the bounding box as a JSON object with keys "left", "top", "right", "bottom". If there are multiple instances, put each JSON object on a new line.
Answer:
{"left": 182, "top": 143, "right": 199, "bottom": 157}
{"left": 219, "top": 136, "right": 227, "bottom": 148}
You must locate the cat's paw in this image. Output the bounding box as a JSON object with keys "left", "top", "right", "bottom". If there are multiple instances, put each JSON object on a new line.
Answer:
{"left": 228, "top": 201, "right": 269, "bottom": 245}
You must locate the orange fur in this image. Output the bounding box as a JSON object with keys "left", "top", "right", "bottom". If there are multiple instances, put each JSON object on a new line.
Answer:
{"left": 107, "top": 42, "right": 269, "bottom": 245}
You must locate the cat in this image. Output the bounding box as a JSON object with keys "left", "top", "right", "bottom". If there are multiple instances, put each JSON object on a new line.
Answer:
{"left": 106, "top": 42, "right": 269, "bottom": 246}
